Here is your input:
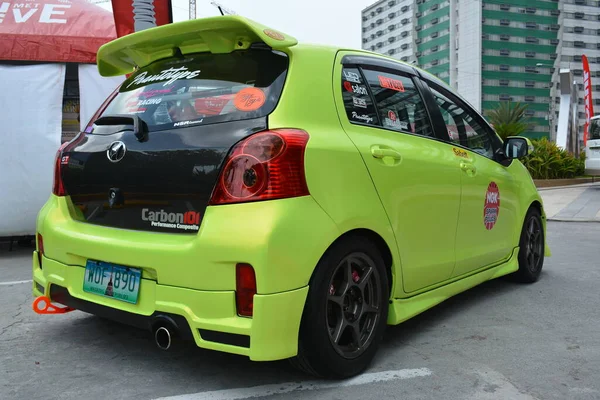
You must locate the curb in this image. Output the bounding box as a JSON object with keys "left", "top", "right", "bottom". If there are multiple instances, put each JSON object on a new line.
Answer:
{"left": 537, "top": 183, "right": 600, "bottom": 191}
{"left": 535, "top": 177, "right": 599, "bottom": 189}
{"left": 547, "top": 217, "right": 600, "bottom": 223}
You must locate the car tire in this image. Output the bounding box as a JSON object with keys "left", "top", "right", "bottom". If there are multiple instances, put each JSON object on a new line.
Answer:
{"left": 511, "top": 207, "right": 545, "bottom": 283}
{"left": 290, "top": 236, "right": 389, "bottom": 378}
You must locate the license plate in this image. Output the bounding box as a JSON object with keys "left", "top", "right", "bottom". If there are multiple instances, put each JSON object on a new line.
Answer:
{"left": 83, "top": 260, "right": 142, "bottom": 304}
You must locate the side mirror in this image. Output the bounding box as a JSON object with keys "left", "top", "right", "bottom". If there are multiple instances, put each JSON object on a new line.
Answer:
{"left": 504, "top": 136, "right": 533, "bottom": 159}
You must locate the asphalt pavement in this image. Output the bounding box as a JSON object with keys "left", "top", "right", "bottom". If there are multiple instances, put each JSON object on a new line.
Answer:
{"left": 1, "top": 221, "right": 599, "bottom": 400}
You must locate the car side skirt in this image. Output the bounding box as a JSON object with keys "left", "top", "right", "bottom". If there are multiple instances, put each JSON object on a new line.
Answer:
{"left": 387, "top": 247, "right": 520, "bottom": 325}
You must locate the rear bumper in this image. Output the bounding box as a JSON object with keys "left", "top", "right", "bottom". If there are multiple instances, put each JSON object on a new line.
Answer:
{"left": 36, "top": 195, "right": 338, "bottom": 294}
{"left": 32, "top": 252, "right": 309, "bottom": 361}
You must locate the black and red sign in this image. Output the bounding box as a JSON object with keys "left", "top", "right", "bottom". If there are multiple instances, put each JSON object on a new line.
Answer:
{"left": 111, "top": 0, "right": 173, "bottom": 38}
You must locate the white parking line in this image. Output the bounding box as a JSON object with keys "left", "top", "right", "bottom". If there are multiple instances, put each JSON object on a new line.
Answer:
{"left": 153, "top": 368, "right": 433, "bottom": 400}
{"left": 0, "top": 279, "right": 32, "bottom": 286}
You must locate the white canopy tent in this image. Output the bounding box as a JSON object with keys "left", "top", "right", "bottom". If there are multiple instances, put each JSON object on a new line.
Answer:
{"left": 0, "top": 1, "right": 123, "bottom": 238}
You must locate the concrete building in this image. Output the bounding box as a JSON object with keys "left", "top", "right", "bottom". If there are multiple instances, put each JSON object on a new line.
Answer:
{"left": 552, "top": 0, "right": 600, "bottom": 146}
{"left": 361, "top": 0, "right": 417, "bottom": 64}
{"left": 361, "top": 0, "right": 600, "bottom": 141}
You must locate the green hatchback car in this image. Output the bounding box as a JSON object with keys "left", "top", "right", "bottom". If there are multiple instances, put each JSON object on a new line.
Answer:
{"left": 32, "top": 16, "right": 550, "bottom": 378}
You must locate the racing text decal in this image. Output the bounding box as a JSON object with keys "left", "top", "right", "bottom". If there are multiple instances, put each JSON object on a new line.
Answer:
{"left": 483, "top": 182, "right": 500, "bottom": 230}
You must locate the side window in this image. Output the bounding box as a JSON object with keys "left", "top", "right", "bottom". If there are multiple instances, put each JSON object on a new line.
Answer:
{"left": 361, "top": 68, "right": 434, "bottom": 137}
{"left": 341, "top": 67, "right": 378, "bottom": 126}
{"left": 428, "top": 85, "right": 497, "bottom": 159}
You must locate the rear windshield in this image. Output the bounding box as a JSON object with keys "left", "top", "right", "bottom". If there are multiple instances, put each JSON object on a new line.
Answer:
{"left": 590, "top": 118, "right": 600, "bottom": 140}
{"left": 90, "top": 49, "right": 288, "bottom": 133}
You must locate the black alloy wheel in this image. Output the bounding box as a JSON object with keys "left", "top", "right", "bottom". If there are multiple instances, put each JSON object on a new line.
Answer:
{"left": 512, "top": 207, "right": 545, "bottom": 283}
{"left": 291, "top": 236, "right": 389, "bottom": 378}
{"left": 326, "top": 253, "right": 382, "bottom": 359}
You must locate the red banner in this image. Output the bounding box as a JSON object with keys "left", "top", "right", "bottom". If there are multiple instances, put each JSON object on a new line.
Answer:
{"left": 583, "top": 54, "right": 595, "bottom": 146}
{"left": 111, "top": 0, "right": 173, "bottom": 38}
{"left": 0, "top": 0, "right": 116, "bottom": 63}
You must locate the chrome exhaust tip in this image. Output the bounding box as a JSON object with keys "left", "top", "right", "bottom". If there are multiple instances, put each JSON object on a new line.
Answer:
{"left": 154, "top": 326, "right": 172, "bottom": 351}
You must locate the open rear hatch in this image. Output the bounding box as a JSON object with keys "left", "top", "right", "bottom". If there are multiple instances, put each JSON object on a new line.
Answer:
{"left": 58, "top": 18, "right": 293, "bottom": 234}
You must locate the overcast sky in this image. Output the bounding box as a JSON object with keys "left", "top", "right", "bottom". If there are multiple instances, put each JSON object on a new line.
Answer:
{"left": 99, "top": 0, "right": 376, "bottom": 49}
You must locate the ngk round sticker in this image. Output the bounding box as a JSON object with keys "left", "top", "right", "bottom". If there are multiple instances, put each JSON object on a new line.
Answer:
{"left": 483, "top": 182, "right": 500, "bottom": 230}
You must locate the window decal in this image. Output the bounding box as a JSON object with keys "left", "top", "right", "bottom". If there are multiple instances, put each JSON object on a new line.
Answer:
{"left": 378, "top": 75, "right": 405, "bottom": 92}
{"left": 234, "top": 87, "right": 266, "bottom": 112}
{"left": 351, "top": 112, "right": 375, "bottom": 124}
{"left": 452, "top": 147, "right": 469, "bottom": 158}
{"left": 484, "top": 182, "right": 500, "bottom": 230}
{"left": 343, "top": 70, "right": 362, "bottom": 83}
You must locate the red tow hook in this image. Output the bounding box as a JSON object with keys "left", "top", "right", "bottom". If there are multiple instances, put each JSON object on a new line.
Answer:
{"left": 32, "top": 296, "right": 75, "bottom": 314}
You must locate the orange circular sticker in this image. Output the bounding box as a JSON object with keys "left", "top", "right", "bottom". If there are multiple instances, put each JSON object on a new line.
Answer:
{"left": 234, "top": 88, "right": 266, "bottom": 112}
{"left": 263, "top": 29, "right": 285, "bottom": 41}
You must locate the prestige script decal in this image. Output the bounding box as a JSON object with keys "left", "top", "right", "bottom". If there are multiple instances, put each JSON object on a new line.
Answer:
{"left": 127, "top": 67, "right": 201, "bottom": 88}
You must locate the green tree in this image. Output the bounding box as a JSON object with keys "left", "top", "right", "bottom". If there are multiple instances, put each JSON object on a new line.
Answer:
{"left": 485, "top": 101, "right": 531, "bottom": 140}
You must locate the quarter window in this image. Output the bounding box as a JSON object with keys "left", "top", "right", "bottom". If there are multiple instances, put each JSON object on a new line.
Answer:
{"left": 361, "top": 68, "right": 433, "bottom": 137}
{"left": 341, "top": 67, "right": 379, "bottom": 127}
{"left": 428, "top": 85, "right": 497, "bottom": 159}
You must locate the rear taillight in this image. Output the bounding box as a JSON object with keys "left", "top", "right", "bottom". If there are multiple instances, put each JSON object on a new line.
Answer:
{"left": 209, "top": 129, "right": 310, "bottom": 205}
{"left": 52, "top": 133, "right": 85, "bottom": 197}
{"left": 52, "top": 142, "right": 69, "bottom": 196}
{"left": 236, "top": 263, "right": 257, "bottom": 317}
{"left": 37, "top": 233, "right": 44, "bottom": 268}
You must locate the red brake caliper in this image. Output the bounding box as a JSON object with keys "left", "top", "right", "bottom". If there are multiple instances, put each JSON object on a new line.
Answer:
{"left": 32, "top": 296, "right": 75, "bottom": 314}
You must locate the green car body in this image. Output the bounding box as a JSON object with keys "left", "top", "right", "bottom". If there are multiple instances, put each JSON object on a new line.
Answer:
{"left": 32, "top": 16, "right": 550, "bottom": 377}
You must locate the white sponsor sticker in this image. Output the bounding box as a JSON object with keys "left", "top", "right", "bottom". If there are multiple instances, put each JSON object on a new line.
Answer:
{"left": 343, "top": 70, "right": 362, "bottom": 83}
{"left": 173, "top": 119, "right": 204, "bottom": 127}
{"left": 352, "top": 97, "right": 367, "bottom": 108}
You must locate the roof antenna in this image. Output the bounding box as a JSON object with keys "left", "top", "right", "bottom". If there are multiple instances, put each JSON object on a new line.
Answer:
{"left": 211, "top": 1, "right": 236, "bottom": 16}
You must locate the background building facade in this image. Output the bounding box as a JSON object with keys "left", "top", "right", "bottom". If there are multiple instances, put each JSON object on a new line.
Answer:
{"left": 362, "top": 0, "right": 600, "bottom": 142}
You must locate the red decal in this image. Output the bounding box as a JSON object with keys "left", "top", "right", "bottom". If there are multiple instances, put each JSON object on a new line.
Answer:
{"left": 483, "top": 182, "right": 500, "bottom": 230}
{"left": 343, "top": 81, "right": 353, "bottom": 92}
{"left": 234, "top": 88, "right": 266, "bottom": 112}
{"left": 183, "top": 211, "right": 201, "bottom": 225}
{"left": 194, "top": 95, "right": 233, "bottom": 115}
{"left": 388, "top": 110, "right": 397, "bottom": 121}
{"left": 378, "top": 75, "right": 405, "bottom": 92}
{"left": 111, "top": 0, "right": 173, "bottom": 38}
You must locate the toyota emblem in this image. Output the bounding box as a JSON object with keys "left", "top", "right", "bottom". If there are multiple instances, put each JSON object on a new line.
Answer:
{"left": 107, "top": 141, "right": 126, "bottom": 163}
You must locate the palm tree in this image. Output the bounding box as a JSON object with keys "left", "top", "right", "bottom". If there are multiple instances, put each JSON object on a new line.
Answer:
{"left": 485, "top": 101, "right": 532, "bottom": 140}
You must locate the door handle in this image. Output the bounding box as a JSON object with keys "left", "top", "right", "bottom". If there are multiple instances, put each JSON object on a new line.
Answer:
{"left": 460, "top": 161, "right": 477, "bottom": 174}
{"left": 371, "top": 146, "right": 402, "bottom": 160}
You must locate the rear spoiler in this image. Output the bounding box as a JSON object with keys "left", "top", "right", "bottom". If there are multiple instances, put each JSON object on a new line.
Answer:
{"left": 97, "top": 16, "right": 297, "bottom": 77}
